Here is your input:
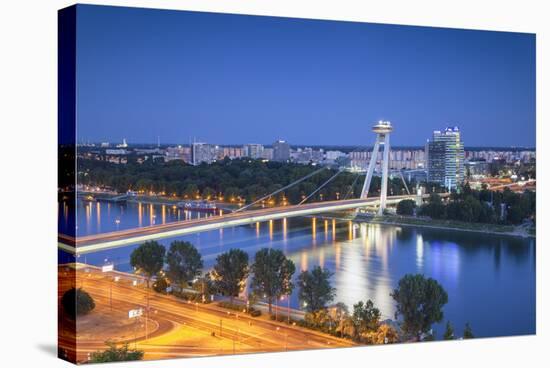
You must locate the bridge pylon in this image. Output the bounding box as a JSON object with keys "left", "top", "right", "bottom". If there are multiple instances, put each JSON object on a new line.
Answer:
{"left": 360, "top": 120, "right": 393, "bottom": 214}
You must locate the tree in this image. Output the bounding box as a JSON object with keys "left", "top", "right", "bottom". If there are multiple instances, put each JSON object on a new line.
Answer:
{"left": 420, "top": 193, "right": 445, "bottom": 219}
{"left": 61, "top": 288, "right": 95, "bottom": 319}
{"left": 192, "top": 273, "right": 216, "bottom": 303}
{"left": 211, "top": 249, "right": 249, "bottom": 304}
{"left": 166, "top": 241, "right": 203, "bottom": 292}
{"left": 90, "top": 341, "right": 143, "bottom": 363}
{"left": 352, "top": 299, "right": 382, "bottom": 337}
{"left": 443, "top": 321, "right": 455, "bottom": 340}
{"left": 460, "top": 196, "right": 483, "bottom": 222}
{"left": 297, "top": 266, "right": 336, "bottom": 313}
{"left": 391, "top": 274, "right": 448, "bottom": 341}
{"left": 337, "top": 316, "right": 357, "bottom": 339}
{"left": 396, "top": 199, "right": 416, "bottom": 216}
{"left": 463, "top": 322, "right": 474, "bottom": 339}
{"left": 130, "top": 241, "right": 166, "bottom": 288}
{"left": 152, "top": 276, "right": 169, "bottom": 294}
{"left": 250, "top": 248, "right": 296, "bottom": 315}
{"left": 202, "top": 187, "right": 216, "bottom": 199}
{"left": 369, "top": 324, "right": 400, "bottom": 344}
{"left": 330, "top": 302, "right": 350, "bottom": 336}
{"left": 304, "top": 308, "right": 333, "bottom": 331}
{"left": 183, "top": 183, "right": 199, "bottom": 199}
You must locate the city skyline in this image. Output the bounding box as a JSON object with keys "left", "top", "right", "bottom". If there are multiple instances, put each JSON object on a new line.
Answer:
{"left": 75, "top": 5, "right": 535, "bottom": 147}
{"left": 78, "top": 137, "right": 537, "bottom": 150}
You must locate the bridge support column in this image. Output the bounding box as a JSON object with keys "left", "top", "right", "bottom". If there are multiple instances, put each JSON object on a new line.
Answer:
{"left": 360, "top": 140, "right": 380, "bottom": 199}
{"left": 379, "top": 132, "right": 391, "bottom": 214}
{"left": 359, "top": 121, "right": 393, "bottom": 215}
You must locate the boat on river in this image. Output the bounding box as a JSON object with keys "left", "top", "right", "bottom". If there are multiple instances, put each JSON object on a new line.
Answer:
{"left": 177, "top": 199, "right": 217, "bottom": 212}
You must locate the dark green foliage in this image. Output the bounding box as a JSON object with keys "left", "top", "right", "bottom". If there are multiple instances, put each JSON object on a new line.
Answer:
{"left": 297, "top": 266, "right": 336, "bottom": 313}
{"left": 130, "top": 241, "right": 166, "bottom": 287}
{"left": 352, "top": 299, "right": 382, "bottom": 335}
{"left": 89, "top": 341, "right": 144, "bottom": 363}
{"left": 463, "top": 322, "right": 474, "bottom": 339}
{"left": 391, "top": 274, "right": 448, "bottom": 340}
{"left": 171, "top": 289, "right": 202, "bottom": 302}
{"left": 77, "top": 158, "right": 412, "bottom": 205}
{"left": 61, "top": 288, "right": 95, "bottom": 319}
{"left": 152, "top": 276, "right": 169, "bottom": 294}
{"left": 443, "top": 321, "right": 454, "bottom": 340}
{"left": 251, "top": 248, "right": 296, "bottom": 314}
{"left": 419, "top": 186, "right": 534, "bottom": 225}
{"left": 396, "top": 199, "right": 416, "bottom": 216}
{"left": 211, "top": 249, "right": 249, "bottom": 304}
{"left": 166, "top": 241, "right": 203, "bottom": 290}
{"left": 419, "top": 193, "right": 446, "bottom": 219}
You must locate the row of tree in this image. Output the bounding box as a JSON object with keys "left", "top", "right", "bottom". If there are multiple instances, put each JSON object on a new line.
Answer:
{"left": 130, "top": 240, "right": 297, "bottom": 314}
{"left": 398, "top": 184, "right": 535, "bottom": 225}
{"left": 443, "top": 321, "right": 475, "bottom": 340}
{"left": 129, "top": 240, "right": 470, "bottom": 343}
{"left": 78, "top": 157, "right": 411, "bottom": 204}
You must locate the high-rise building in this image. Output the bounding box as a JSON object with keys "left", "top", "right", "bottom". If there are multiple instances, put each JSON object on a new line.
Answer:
{"left": 165, "top": 145, "right": 191, "bottom": 163}
{"left": 243, "top": 144, "right": 264, "bottom": 159}
{"left": 272, "top": 140, "right": 290, "bottom": 162}
{"left": 192, "top": 142, "right": 216, "bottom": 165}
{"left": 222, "top": 146, "right": 244, "bottom": 159}
{"left": 262, "top": 147, "right": 274, "bottom": 160}
{"left": 427, "top": 126, "right": 465, "bottom": 190}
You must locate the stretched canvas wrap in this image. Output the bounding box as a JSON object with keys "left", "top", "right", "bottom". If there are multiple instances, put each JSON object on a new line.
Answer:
{"left": 58, "top": 4, "right": 536, "bottom": 364}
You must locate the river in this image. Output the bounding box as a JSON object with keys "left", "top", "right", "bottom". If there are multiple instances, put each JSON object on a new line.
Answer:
{"left": 58, "top": 199, "right": 536, "bottom": 339}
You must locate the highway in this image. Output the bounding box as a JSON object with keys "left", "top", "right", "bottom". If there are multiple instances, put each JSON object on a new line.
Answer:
{"left": 59, "top": 195, "right": 416, "bottom": 254}
{"left": 58, "top": 265, "right": 354, "bottom": 363}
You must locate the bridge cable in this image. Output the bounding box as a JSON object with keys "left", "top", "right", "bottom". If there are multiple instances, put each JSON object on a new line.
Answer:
{"left": 397, "top": 171, "right": 411, "bottom": 195}
{"left": 298, "top": 169, "right": 345, "bottom": 205}
{"left": 343, "top": 172, "right": 363, "bottom": 200}
{"left": 234, "top": 166, "right": 328, "bottom": 213}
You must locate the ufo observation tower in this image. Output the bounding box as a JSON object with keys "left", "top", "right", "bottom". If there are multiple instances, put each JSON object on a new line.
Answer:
{"left": 360, "top": 120, "right": 393, "bottom": 214}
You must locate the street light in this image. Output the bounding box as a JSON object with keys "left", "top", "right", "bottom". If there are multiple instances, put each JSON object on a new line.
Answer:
{"left": 101, "top": 262, "right": 115, "bottom": 311}
{"left": 283, "top": 294, "right": 290, "bottom": 324}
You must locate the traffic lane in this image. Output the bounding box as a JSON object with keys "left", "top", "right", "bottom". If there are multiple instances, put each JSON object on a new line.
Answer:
{"left": 65, "top": 197, "right": 391, "bottom": 246}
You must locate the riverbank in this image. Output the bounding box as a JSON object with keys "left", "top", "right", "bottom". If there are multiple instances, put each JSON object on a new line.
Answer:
{"left": 355, "top": 215, "right": 535, "bottom": 238}
{"left": 79, "top": 191, "right": 240, "bottom": 211}
{"left": 312, "top": 212, "right": 535, "bottom": 238}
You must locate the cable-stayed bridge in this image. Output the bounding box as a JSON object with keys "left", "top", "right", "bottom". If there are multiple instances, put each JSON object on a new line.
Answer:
{"left": 59, "top": 121, "right": 432, "bottom": 255}
{"left": 59, "top": 194, "right": 421, "bottom": 254}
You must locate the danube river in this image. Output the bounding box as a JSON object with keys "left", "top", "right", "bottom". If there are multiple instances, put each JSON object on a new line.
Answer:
{"left": 59, "top": 199, "right": 536, "bottom": 339}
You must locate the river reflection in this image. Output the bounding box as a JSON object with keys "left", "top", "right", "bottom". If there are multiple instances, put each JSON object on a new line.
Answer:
{"left": 59, "top": 199, "right": 535, "bottom": 339}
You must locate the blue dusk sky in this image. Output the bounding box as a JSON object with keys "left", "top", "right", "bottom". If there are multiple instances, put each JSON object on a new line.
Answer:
{"left": 75, "top": 4, "right": 536, "bottom": 147}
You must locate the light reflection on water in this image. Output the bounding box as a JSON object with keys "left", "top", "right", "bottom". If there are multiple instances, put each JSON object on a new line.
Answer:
{"left": 60, "top": 200, "right": 535, "bottom": 339}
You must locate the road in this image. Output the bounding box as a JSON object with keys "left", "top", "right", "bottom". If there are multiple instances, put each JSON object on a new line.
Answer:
{"left": 58, "top": 264, "right": 354, "bottom": 363}
{"left": 59, "top": 195, "right": 416, "bottom": 254}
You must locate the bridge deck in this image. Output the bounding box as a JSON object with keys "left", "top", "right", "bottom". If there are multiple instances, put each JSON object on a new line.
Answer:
{"left": 59, "top": 195, "right": 415, "bottom": 254}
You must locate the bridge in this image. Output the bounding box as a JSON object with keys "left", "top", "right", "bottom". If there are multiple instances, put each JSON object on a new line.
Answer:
{"left": 59, "top": 194, "right": 419, "bottom": 254}
{"left": 60, "top": 120, "right": 428, "bottom": 255}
